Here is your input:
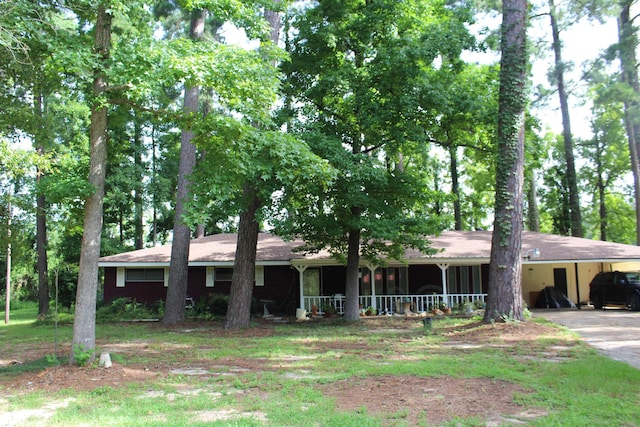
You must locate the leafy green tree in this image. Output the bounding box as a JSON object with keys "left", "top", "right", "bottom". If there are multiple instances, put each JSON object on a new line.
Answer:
{"left": 539, "top": 135, "right": 572, "bottom": 235}
{"left": 163, "top": 8, "right": 206, "bottom": 326}
{"left": 580, "top": 76, "right": 631, "bottom": 241}
{"left": 0, "top": 1, "right": 38, "bottom": 62}
{"left": 0, "top": 140, "right": 37, "bottom": 313}
{"left": 223, "top": 3, "right": 283, "bottom": 331}
{"left": 279, "top": 0, "right": 475, "bottom": 320}
{"left": 484, "top": 0, "right": 528, "bottom": 323}
{"left": 182, "top": 2, "right": 333, "bottom": 329}
{"left": 545, "top": 0, "right": 583, "bottom": 237}
{"left": 586, "top": 193, "right": 636, "bottom": 243}
{"left": 71, "top": 2, "right": 113, "bottom": 364}
{"left": 425, "top": 63, "right": 499, "bottom": 230}
{"left": 616, "top": 0, "right": 640, "bottom": 245}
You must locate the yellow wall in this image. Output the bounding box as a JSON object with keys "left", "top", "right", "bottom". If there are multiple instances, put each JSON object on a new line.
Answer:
{"left": 609, "top": 261, "right": 640, "bottom": 271}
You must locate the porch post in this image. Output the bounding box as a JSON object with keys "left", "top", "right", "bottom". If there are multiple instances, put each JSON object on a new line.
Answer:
{"left": 574, "top": 263, "right": 581, "bottom": 309}
{"left": 365, "top": 263, "right": 378, "bottom": 311}
{"left": 437, "top": 263, "right": 450, "bottom": 306}
{"left": 293, "top": 265, "right": 308, "bottom": 310}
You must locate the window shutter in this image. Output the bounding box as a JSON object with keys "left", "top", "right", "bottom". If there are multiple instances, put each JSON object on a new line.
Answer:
{"left": 116, "top": 267, "right": 125, "bottom": 287}
{"left": 164, "top": 268, "right": 169, "bottom": 287}
{"left": 206, "top": 267, "right": 215, "bottom": 287}
{"left": 255, "top": 266, "right": 264, "bottom": 287}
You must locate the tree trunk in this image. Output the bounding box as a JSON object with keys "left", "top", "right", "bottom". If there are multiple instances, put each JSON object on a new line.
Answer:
{"left": 133, "top": 116, "right": 144, "bottom": 250}
{"left": 151, "top": 125, "right": 158, "bottom": 246}
{"left": 224, "top": 186, "right": 260, "bottom": 329}
{"left": 36, "top": 166, "right": 49, "bottom": 316}
{"left": 595, "top": 137, "right": 607, "bottom": 241}
{"left": 549, "top": 0, "right": 582, "bottom": 237}
{"left": 70, "top": 4, "right": 112, "bottom": 363}
{"left": 224, "top": 4, "right": 281, "bottom": 329}
{"left": 618, "top": 0, "right": 640, "bottom": 245}
{"left": 448, "top": 142, "right": 462, "bottom": 230}
{"left": 344, "top": 224, "right": 361, "bottom": 321}
{"left": 34, "top": 91, "right": 49, "bottom": 316}
{"left": 264, "top": 4, "right": 281, "bottom": 44}
{"left": 162, "top": 9, "right": 205, "bottom": 325}
{"left": 526, "top": 169, "right": 540, "bottom": 232}
{"left": 484, "top": 0, "right": 527, "bottom": 323}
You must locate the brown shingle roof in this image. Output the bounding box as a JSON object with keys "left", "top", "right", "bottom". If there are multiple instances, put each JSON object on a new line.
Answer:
{"left": 403, "top": 231, "right": 640, "bottom": 263}
{"left": 99, "top": 233, "right": 305, "bottom": 265}
{"left": 98, "top": 231, "right": 640, "bottom": 266}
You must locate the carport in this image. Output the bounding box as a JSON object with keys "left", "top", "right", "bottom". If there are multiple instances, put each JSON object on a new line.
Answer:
{"left": 519, "top": 234, "right": 640, "bottom": 308}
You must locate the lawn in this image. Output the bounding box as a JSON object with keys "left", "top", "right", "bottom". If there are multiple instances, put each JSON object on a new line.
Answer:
{"left": 1, "top": 303, "right": 639, "bottom": 426}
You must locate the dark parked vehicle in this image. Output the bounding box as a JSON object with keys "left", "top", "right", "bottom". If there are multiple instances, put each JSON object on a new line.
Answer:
{"left": 589, "top": 271, "right": 640, "bottom": 311}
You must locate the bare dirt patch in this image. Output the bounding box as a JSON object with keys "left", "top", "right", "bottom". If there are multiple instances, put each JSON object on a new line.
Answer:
{"left": 0, "top": 319, "right": 564, "bottom": 425}
{"left": 438, "top": 320, "right": 564, "bottom": 343}
{"left": 2, "top": 364, "right": 161, "bottom": 394}
{"left": 321, "top": 375, "right": 541, "bottom": 426}
{"left": 316, "top": 320, "right": 559, "bottom": 425}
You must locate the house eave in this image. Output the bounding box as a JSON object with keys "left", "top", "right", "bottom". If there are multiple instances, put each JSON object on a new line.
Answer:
{"left": 99, "top": 262, "right": 170, "bottom": 268}
{"left": 189, "top": 261, "right": 290, "bottom": 267}
{"left": 99, "top": 260, "right": 292, "bottom": 268}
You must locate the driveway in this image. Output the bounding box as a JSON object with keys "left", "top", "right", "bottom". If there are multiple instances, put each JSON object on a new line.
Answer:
{"left": 532, "top": 307, "right": 640, "bottom": 370}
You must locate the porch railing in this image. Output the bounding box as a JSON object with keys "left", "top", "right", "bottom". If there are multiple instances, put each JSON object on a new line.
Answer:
{"left": 303, "top": 293, "right": 487, "bottom": 316}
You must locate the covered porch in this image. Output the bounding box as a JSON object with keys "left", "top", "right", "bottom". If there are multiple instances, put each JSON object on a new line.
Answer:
{"left": 293, "top": 261, "right": 488, "bottom": 316}
{"left": 302, "top": 293, "right": 487, "bottom": 316}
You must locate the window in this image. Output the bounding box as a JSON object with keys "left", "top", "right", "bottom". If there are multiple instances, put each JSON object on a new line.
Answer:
{"left": 303, "top": 269, "right": 320, "bottom": 296}
{"left": 472, "top": 266, "right": 482, "bottom": 293}
{"left": 215, "top": 268, "right": 233, "bottom": 281}
{"left": 125, "top": 268, "right": 164, "bottom": 282}
{"left": 447, "top": 266, "right": 482, "bottom": 294}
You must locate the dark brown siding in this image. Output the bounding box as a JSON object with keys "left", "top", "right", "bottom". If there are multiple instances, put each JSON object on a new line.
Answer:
{"left": 185, "top": 267, "right": 206, "bottom": 301}
{"left": 103, "top": 265, "right": 299, "bottom": 314}
{"left": 254, "top": 266, "right": 299, "bottom": 314}
{"left": 103, "top": 263, "right": 488, "bottom": 311}
{"left": 103, "top": 267, "right": 167, "bottom": 305}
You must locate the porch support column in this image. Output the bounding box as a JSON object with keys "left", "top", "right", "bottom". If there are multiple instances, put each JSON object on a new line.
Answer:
{"left": 574, "top": 263, "right": 581, "bottom": 310}
{"left": 293, "top": 265, "right": 308, "bottom": 310}
{"left": 437, "top": 263, "right": 450, "bottom": 305}
{"left": 364, "top": 262, "right": 378, "bottom": 311}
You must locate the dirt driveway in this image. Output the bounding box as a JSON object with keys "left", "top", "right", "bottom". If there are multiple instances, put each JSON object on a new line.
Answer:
{"left": 533, "top": 307, "right": 640, "bottom": 370}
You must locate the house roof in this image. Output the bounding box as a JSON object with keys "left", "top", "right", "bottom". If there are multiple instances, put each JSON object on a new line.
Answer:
{"left": 401, "top": 231, "right": 640, "bottom": 265}
{"left": 99, "top": 233, "right": 307, "bottom": 267}
{"left": 98, "top": 231, "right": 640, "bottom": 267}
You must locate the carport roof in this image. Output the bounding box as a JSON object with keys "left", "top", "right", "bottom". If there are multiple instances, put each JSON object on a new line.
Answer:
{"left": 98, "top": 231, "right": 640, "bottom": 267}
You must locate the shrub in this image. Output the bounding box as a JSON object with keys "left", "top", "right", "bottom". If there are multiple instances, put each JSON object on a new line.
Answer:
{"left": 192, "top": 294, "right": 228, "bottom": 319}
{"left": 96, "top": 297, "right": 160, "bottom": 321}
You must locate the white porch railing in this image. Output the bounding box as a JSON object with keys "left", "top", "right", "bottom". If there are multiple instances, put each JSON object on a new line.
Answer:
{"left": 303, "top": 294, "right": 487, "bottom": 315}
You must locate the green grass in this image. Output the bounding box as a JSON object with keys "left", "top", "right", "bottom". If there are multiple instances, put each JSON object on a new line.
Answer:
{"left": 1, "top": 304, "right": 639, "bottom": 426}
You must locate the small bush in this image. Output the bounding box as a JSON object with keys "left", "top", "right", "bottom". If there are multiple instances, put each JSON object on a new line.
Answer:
{"left": 192, "top": 294, "right": 228, "bottom": 319}
{"left": 33, "top": 311, "right": 75, "bottom": 326}
{"left": 73, "top": 344, "right": 93, "bottom": 367}
{"left": 96, "top": 297, "right": 160, "bottom": 321}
